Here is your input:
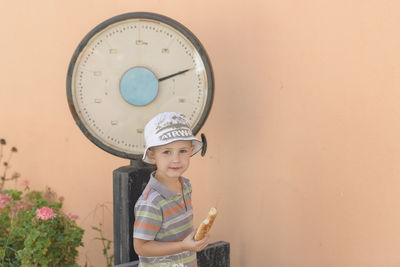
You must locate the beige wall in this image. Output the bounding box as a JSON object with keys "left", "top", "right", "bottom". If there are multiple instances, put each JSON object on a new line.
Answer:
{"left": 2, "top": 0, "right": 400, "bottom": 266}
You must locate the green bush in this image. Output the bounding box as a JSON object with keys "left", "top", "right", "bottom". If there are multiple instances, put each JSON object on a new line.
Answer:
{"left": 0, "top": 139, "right": 84, "bottom": 267}
{"left": 0, "top": 187, "right": 84, "bottom": 267}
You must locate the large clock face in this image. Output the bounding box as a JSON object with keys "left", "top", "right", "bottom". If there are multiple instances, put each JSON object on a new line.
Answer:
{"left": 67, "top": 13, "right": 214, "bottom": 160}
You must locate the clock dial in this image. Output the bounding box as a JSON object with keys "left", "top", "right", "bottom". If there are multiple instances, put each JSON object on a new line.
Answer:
{"left": 67, "top": 13, "right": 214, "bottom": 159}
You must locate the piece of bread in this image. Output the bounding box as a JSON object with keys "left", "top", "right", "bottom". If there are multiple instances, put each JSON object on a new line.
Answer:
{"left": 194, "top": 207, "right": 217, "bottom": 241}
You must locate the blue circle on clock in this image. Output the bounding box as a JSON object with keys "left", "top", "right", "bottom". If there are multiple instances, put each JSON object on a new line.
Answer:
{"left": 120, "top": 67, "right": 159, "bottom": 106}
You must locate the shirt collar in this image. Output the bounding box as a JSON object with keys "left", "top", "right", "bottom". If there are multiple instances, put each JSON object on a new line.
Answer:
{"left": 148, "top": 171, "right": 185, "bottom": 199}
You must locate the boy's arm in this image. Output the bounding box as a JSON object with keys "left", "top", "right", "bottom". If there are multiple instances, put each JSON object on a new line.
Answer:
{"left": 134, "top": 230, "right": 210, "bottom": 257}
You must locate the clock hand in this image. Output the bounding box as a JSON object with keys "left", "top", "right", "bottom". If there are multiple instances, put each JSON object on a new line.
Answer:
{"left": 158, "top": 68, "right": 192, "bottom": 82}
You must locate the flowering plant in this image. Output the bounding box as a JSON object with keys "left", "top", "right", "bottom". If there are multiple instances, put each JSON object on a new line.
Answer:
{"left": 0, "top": 139, "right": 84, "bottom": 267}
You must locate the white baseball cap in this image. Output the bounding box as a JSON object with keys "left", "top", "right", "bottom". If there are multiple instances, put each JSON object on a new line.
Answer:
{"left": 142, "top": 112, "right": 202, "bottom": 164}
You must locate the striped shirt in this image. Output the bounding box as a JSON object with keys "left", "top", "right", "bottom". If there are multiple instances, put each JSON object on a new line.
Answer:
{"left": 134, "top": 172, "right": 197, "bottom": 267}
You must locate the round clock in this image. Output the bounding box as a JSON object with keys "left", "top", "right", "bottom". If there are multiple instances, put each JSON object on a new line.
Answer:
{"left": 66, "top": 12, "right": 214, "bottom": 160}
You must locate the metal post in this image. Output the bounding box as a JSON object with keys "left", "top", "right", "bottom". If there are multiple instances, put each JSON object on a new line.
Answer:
{"left": 113, "top": 160, "right": 156, "bottom": 265}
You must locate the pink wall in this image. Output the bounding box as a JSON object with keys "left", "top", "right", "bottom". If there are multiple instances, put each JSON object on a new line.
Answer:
{"left": 2, "top": 0, "right": 400, "bottom": 266}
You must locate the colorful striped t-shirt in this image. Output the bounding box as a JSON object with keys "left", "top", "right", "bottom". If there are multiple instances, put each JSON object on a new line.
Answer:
{"left": 134, "top": 172, "right": 197, "bottom": 267}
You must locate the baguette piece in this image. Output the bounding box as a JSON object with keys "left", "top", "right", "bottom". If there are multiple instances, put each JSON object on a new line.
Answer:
{"left": 194, "top": 207, "right": 217, "bottom": 241}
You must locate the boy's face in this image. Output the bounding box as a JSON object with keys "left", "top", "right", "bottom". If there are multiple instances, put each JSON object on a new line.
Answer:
{"left": 147, "top": 140, "right": 194, "bottom": 181}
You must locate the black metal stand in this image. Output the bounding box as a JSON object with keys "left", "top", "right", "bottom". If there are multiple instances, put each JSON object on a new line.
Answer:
{"left": 113, "top": 160, "right": 156, "bottom": 265}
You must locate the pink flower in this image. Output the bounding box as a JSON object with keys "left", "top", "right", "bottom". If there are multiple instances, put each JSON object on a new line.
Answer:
{"left": 0, "top": 194, "right": 11, "bottom": 209}
{"left": 58, "top": 196, "right": 64, "bottom": 202}
{"left": 20, "top": 179, "right": 30, "bottom": 187}
{"left": 0, "top": 194, "right": 11, "bottom": 202}
{"left": 69, "top": 213, "right": 79, "bottom": 220}
{"left": 36, "top": 206, "right": 57, "bottom": 221}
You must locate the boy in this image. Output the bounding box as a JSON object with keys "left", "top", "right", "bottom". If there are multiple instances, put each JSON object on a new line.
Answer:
{"left": 133, "top": 112, "right": 210, "bottom": 267}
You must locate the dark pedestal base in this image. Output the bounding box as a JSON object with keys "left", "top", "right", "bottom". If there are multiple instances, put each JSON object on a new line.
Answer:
{"left": 197, "top": 241, "right": 230, "bottom": 267}
{"left": 113, "top": 162, "right": 156, "bottom": 265}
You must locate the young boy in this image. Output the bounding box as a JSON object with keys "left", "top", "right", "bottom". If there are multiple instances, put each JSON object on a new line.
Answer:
{"left": 133, "top": 112, "right": 210, "bottom": 267}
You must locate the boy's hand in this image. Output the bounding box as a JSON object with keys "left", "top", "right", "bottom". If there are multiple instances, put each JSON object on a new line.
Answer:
{"left": 181, "top": 230, "right": 210, "bottom": 252}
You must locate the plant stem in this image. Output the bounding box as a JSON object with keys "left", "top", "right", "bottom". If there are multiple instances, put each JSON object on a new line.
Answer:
{"left": 96, "top": 223, "right": 113, "bottom": 267}
{"left": 1, "top": 150, "right": 15, "bottom": 190}
{"left": 0, "top": 143, "right": 4, "bottom": 166}
{"left": 3, "top": 150, "right": 14, "bottom": 178}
